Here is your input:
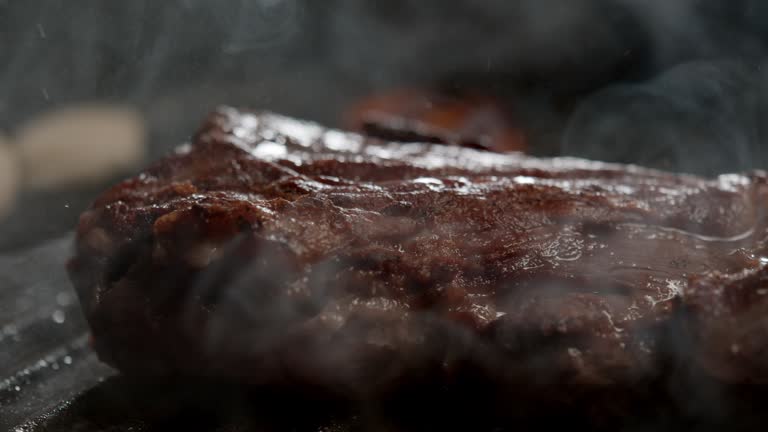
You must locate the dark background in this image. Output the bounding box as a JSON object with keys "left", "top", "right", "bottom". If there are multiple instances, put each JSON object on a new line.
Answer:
{"left": 2, "top": 0, "right": 768, "bottom": 251}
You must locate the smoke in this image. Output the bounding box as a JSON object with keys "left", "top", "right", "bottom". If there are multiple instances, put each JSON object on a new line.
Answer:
{"left": 0, "top": 0, "right": 322, "bottom": 251}
{"left": 554, "top": 1, "right": 768, "bottom": 175}
{"left": 211, "top": 0, "right": 303, "bottom": 54}
{"left": 328, "top": 0, "right": 649, "bottom": 92}
{"left": 0, "top": 0, "right": 309, "bottom": 129}
{"left": 563, "top": 59, "right": 766, "bottom": 175}
{"left": 320, "top": 0, "right": 768, "bottom": 175}
{"left": 4, "top": 0, "right": 768, "bottom": 175}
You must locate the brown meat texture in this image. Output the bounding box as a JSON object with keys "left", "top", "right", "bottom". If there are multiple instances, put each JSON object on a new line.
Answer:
{"left": 68, "top": 107, "right": 768, "bottom": 406}
{"left": 344, "top": 88, "right": 527, "bottom": 153}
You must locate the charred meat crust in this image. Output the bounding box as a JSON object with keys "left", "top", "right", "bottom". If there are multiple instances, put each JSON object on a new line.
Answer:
{"left": 69, "top": 107, "right": 768, "bottom": 406}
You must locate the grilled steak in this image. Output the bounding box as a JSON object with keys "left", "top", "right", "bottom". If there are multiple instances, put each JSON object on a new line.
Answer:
{"left": 344, "top": 88, "right": 527, "bottom": 153}
{"left": 68, "top": 107, "right": 768, "bottom": 409}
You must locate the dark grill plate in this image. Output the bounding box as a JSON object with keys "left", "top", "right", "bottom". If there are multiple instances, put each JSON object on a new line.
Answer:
{"left": 0, "top": 237, "right": 112, "bottom": 431}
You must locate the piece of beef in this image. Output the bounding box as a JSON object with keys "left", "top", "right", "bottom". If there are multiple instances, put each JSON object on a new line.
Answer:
{"left": 344, "top": 88, "right": 527, "bottom": 153}
{"left": 68, "top": 107, "right": 768, "bottom": 410}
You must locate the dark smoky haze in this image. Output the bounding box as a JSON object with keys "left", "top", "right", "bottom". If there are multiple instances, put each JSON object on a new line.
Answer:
{"left": 2, "top": 0, "right": 768, "bottom": 250}
{"left": 3, "top": 1, "right": 768, "bottom": 430}
{"left": 1, "top": 0, "right": 767, "bottom": 161}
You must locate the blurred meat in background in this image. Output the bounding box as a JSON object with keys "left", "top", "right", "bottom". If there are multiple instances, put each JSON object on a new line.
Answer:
{"left": 345, "top": 88, "right": 527, "bottom": 152}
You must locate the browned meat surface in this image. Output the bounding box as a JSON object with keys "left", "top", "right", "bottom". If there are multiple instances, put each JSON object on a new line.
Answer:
{"left": 344, "top": 88, "right": 527, "bottom": 153}
{"left": 68, "top": 107, "right": 768, "bottom": 410}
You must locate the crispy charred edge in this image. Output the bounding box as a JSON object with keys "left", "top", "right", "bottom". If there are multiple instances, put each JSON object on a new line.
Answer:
{"left": 191, "top": 106, "right": 263, "bottom": 146}
{"left": 191, "top": 107, "right": 230, "bottom": 144}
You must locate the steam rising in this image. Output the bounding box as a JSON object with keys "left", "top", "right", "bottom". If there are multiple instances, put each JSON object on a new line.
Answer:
{"left": 325, "top": 0, "right": 768, "bottom": 173}
{"left": 563, "top": 60, "right": 765, "bottom": 175}
{"left": 0, "top": 0, "right": 308, "bottom": 128}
